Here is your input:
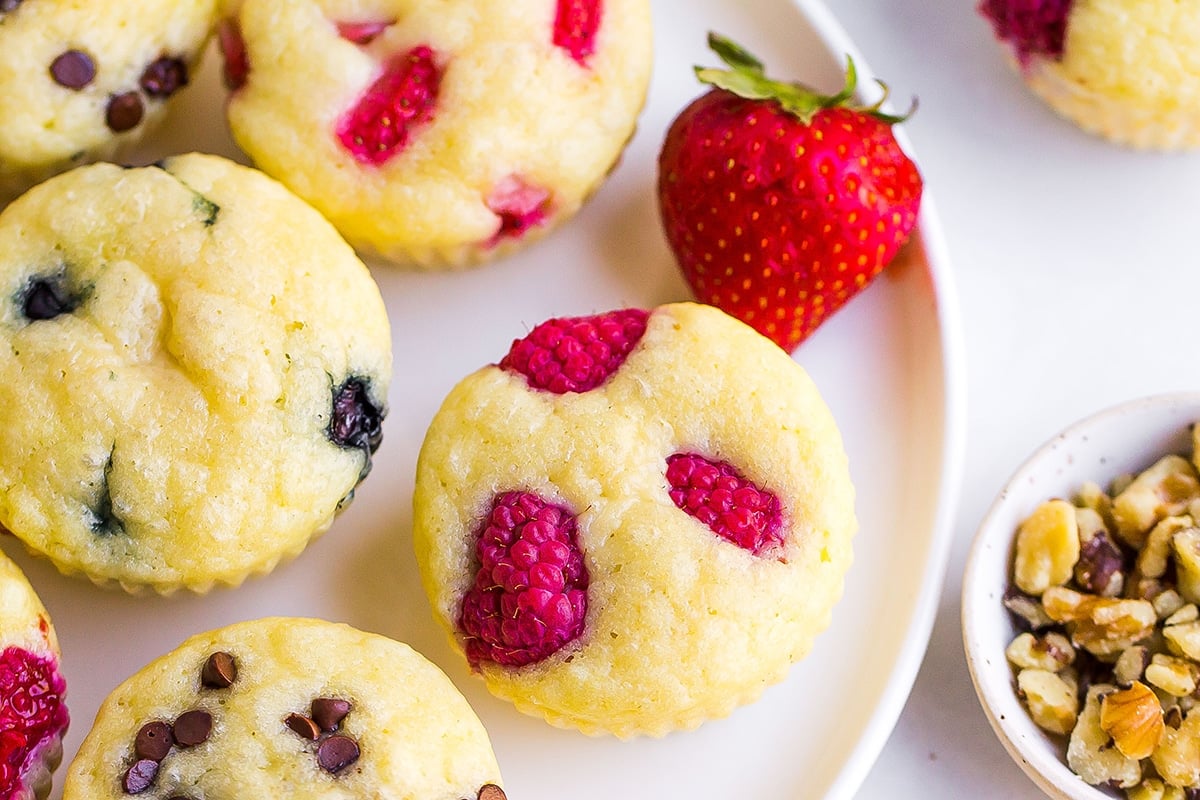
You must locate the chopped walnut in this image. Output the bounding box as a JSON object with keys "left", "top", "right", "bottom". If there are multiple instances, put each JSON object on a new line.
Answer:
{"left": 1113, "top": 457, "right": 1200, "bottom": 548}
{"left": 1115, "top": 646, "right": 1152, "bottom": 687}
{"left": 1151, "top": 708, "right": 1200, "bottom": 789}
{"left": 1100, "top": 681, "right": 1164, "bottom": 760}
{"left": 1146, "top": 655, "right": 1199, "bottom": 698}
{"left": 1043, "top": 587, "right": 1156, "bottom": 658}
{"left": 1174, "top": 529, "right": 1200, "bottom": 605}
{"left": 1014, "top": 499, "right": 1080, "bottom": 595}
{"left": 1068, "top": 684, "right": 1142, "bottom": 788}
{"left": 1139, "top": 517, "right": 1195, "bottom": 579}
{"left": 1017, "top": 669, "right": 1079, "bottom": 735}
{"left": 1005, "top": 631, "right": 1075, "bottom": 672}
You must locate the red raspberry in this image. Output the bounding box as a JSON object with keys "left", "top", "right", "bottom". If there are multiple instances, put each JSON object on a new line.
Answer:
{"left": 217, "top": 20, "right": 249, "bottom": 91}
{"left": 499, "top": 308, "right": 648, "bottom": 394}
{"left": 459, "top": 492, "right": 588, "bottom": 668}
{"left": 666, "top": 453, "right": 784, "bottom": 556}
{"left": 485, "top": 177, "right": 552, "bottom": 246}
{"left": 978, "top": 0, "right": 1071, "bottom": 66}
{"left": 0, "top": 647, "right": 68, "bottom": 799}
{"left": 335, "top": 20, "right": 392, "bottom": 45}
{"left": 336, "top": 46, "right": 441, "bottom": 166}
{"left": 553, "top": 0, "right": 603, "bottom": 65}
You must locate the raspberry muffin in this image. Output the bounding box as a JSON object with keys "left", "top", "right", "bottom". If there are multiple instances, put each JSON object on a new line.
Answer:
{"left": 0, "top": 154, "right": 392, "bottom": 594}
{"left": 63, "top": 618, "right": 506, "bottom": 800}
{"left": 218, "top": 0, "right": 653, "bottom": 268}
{"left": 979, "top": 0, "right": 1200, "bottom": 149}
{"left": 413, "top": 302, "right": 857, "bottom": 737}
{"left": 0, "top": 0, "right": 218, "bottom": 203}
{"left": 0, "top": 549, "right": 70, "bottom": 800}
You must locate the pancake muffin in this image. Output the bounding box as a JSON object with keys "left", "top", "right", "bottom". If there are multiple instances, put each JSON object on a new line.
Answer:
{"left": 63, "top": 618, "right": 506, "bottom": 800}
{"left": 0, "top": 154, "right": 392, "bottom": 593}
{"left": 0, "top": 548, "right": 69, "bottom": 800}
{"left": 979, "top": 0, "right": 1200, "bottom": 149}
{"left": 219, "top": 0, "right": 653, "bottom": 268}
{"left": 0, "top": 0, "right": 218, "bottom": 203}
{"left": 413, "top": 302, "right": 857, "bottom": 737}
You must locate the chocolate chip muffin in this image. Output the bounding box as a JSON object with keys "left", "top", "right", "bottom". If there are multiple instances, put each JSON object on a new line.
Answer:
{"left": 0, "top": 0, "right": 218, "bottom": 203}
{"left": 0, "top": 153, "right": 392, "bottom": 593}
{"left": 62, "top": 618, "right": 506, "bottom": 800}
{"left": 218, "top": 0, "right": 653, "bottom": 268}
{"left": 0, "top": 548, "right": 69, "bottom": 800}
{"left": 413, "top": 302, "right": 857, "bottom": 737}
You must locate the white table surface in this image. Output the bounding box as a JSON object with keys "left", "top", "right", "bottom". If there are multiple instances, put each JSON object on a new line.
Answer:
{"left": 833, "top": 1, "right": 1200, "bottom": 797}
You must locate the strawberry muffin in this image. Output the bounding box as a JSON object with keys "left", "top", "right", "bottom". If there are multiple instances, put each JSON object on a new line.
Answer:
{"left": 63, "top": 618, "right": 507, "bottom": 800}
{"left": 979, "top": 0, "right": 1200, "bottom": 148}
{"left": 0, "top": 154, "right": 391, "bottom": 594}
{"left": 0, "top": 548, "right": 69, "bottom": 800}
{"left": 218, "top": 0, "right": 653, "bottom": 268}
{"left": 413, "top": 302, "right": 857, "bottom": 737}
{"left": 0, "top": 0, "right": 218, "bottom": 204}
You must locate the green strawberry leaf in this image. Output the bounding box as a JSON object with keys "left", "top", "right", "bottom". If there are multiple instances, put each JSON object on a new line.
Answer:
{"left": 693, "top": 34, "right": 916, "bottom": 126}
{"left": 707, "top": 32, "right": 764, "bottom": 75}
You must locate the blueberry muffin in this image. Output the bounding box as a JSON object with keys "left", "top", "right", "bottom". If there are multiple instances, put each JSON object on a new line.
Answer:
{"left": 218, "top": 0, "right": 653, "bottom": 268}
{"left": 980, "top": 0, "right": 1200, "bottom": 149}
{"left": 0, "top": 153, "right": 392, "bottom": 593}
{"left": 0, "top": 548, "right": 69, "bottom": 800}
{"left": 63, "top": 618, "right": 506, "bottom": 800}
{"left": 413, "top": 302, "right": 857, "bottom": 737}
{"left": 0, "top": 0, "right": 218, "bottom": 203}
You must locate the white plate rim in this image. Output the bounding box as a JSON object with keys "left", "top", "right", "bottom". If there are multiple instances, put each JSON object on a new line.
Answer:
{"left": 793, "top": 1, "right": 968, "bottom": 796}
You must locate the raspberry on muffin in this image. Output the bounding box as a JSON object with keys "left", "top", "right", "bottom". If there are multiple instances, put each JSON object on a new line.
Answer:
{"left": 979, "top": 0, "right": 1200, "bottom": 149}
{"left": 0, "top": 0, "right": 218, "bottom": 203}
{"left": 414, "top": 302, "right": 857, "bottom": 737}
{"left": 218, "top": 0, "right": 653, "bottom": 268}
{"left": 0, "top": 154, "right": 392, "bottom": 593}
{"left": 0, "top": 549, "right": 69, "bottom": 800}
{"left": 62, "top": 618, "right": 506, "bottom": 800}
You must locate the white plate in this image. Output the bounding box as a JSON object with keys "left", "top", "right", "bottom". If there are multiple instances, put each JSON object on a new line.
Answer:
{"left": 9, "top": 1, "right": 965, "bottom": 798}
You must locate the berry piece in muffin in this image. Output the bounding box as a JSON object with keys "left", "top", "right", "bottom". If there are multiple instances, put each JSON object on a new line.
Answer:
{"left": 0, "top": 550, "right": 69, "bottom": 800}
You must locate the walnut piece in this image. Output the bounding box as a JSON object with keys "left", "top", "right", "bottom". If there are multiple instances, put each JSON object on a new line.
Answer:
{"left": 1014, "top": 499, "right": 1080, "bottom": 595}
{"left": 1099, "top": 681, "right": 1164, "bottom": 759}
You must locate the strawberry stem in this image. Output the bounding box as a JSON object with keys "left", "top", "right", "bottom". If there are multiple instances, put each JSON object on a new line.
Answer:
{"left": 695, "top": 32, "right": 915, "bottom": 125}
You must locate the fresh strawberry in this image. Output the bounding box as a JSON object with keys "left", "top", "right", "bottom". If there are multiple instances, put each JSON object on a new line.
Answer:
{"left": 657, "top": 34, "right": 923, "bottom": 352}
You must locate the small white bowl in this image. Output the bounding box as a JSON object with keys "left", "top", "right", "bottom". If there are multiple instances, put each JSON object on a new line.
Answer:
{"left": 962, "top": 391, "right": 1200, "bottom": 799}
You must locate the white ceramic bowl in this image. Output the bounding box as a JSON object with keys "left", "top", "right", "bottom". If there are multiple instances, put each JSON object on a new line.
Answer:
{"left": 962, "top": 391, "right": 1200, "bottom": 799}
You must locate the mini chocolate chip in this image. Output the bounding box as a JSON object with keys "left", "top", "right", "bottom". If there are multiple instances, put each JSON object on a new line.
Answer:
{"left": 50, "top": 50, "right": 95, "bottom": 89}
{"left": 123, "top": 759, "right": 158, "bottom": 794}
{"left": 134, "top": 721, "right": 172, "bottom": 762}
{"left": 285, "top": 713, "right": 320, "bottom": 740}
{"left": 139, "top": 56, "right": 188, "bottom": 98}
{"left": 21, "top": 274, "right": 78, "bottom": 321}
{"left": 311, "top": 698, "right": 351, "bottom": 732}
{"left": 201, "top": 652, "right": 237, "bottom": 688}
{"left": 477, "top": 785, "right": 507, "bottom": 800}
{"left": 316, "top": 735, "right": 359, "bottom": 774}
{"left": 172, "top": 709, "right": 212, "bottom": 747}
{"left": 105, "top": 91, "right": 144, "bottom": 132}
